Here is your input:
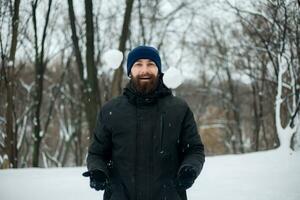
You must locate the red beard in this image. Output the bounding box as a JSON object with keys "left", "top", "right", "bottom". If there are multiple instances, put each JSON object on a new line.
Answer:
{"left": 131, "top": 73, "right": 159, "bottom": 95}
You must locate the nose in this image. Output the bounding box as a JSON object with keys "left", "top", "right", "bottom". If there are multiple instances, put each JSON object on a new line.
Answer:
{"left": 140, "top": 63, "right": 149, "bottom": 74}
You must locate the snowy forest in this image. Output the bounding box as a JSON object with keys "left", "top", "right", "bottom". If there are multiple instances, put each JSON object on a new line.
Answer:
{"left": 0, "top": 0, "right": 300, "bottom": 170}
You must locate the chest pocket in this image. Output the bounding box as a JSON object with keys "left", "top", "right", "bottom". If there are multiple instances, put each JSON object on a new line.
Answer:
{"left": 158, "top": 112, "right": 183, "bottom": 162}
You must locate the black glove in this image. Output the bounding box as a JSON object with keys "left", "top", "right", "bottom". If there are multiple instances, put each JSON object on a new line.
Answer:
{"left": 177, "top": 166, "right": 197, "bottom": 190}
{"left": 82, "top": 170, "right": 108, "bottom": 191}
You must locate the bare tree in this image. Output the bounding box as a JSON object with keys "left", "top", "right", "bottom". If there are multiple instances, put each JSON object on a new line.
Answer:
{"left": 208, "top": 22, "right": 245, "bottom": 153}
{"left": 111, "top": 0, "right": 134, "bottom": 97}
{"left": 227, "top": 0, "right": 300, "bottom": 151}
{"left": 31, "top": 0, "right": 53, "bottom": 167}
{"left": 67, "top": 0, "right": 102, "bottom": 138}
{"left": 0, "top": 0, "right": 21, "bottom": 168}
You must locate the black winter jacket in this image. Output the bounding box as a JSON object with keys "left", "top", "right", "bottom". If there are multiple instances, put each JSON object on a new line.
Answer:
{"left": 86, "top": 78, "right": 205, "bottom": 200}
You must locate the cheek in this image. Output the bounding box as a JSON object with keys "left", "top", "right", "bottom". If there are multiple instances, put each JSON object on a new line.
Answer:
{"left": 130, "top": 67, "right": 139, "bottom": 77}
{"left": 151, "top": 67, "right": 159, "bottom": 76}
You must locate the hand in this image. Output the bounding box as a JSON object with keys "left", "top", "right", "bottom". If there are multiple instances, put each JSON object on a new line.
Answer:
{"left": 177, "top": 166, "right": 197, "bottom": 190}
{"left": 82, "top": 170, "right": 108, "bottom": 191}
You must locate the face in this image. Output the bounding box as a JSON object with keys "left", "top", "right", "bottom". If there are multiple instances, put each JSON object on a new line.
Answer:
{"left": 130, "top": 59, "right": 159, "bottom": 94}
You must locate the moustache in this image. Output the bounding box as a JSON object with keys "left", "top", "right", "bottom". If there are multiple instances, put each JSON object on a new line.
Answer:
{"left": 136, "top": 74, "right": 155, "bottom": 80}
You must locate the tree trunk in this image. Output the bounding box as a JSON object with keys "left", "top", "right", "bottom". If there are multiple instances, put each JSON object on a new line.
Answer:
{"left": 68, "top": 0, "right": 101, "bottom": 137}
{"left": 226, "top": 67, "right": 244, "bottom": 153}
{"left": 4, "top": 0, "right": 21, "bottom": 168}
{"left": 111, "top": 0, "right": 134, "bottom": 97}
{"left": 259, "top": 61, "right": 268, "bottom": 149}
{"left": 84, "top": 0, "right": 101, "bottom": 137}
{"left": 31, "top": 0, "right": 52, "bottom": 167}
{"left": 251, "top": 79, "right": 260, "bottom": 151}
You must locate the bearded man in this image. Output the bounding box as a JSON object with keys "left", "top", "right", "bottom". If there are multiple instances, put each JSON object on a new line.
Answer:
{"left": 83, "top": 45, "right": 205, "bottom": 200}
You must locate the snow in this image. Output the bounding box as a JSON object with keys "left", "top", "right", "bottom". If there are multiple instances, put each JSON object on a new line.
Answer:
{"left": 0, "top": 116, "right": 6, "bottom": 124}
{"left": 191, "top": 149, "right": 300, "bottom": 200}
{"left": 0, "top": 154, "right": 7, "bottom": 165}
{"left": 0, "top": 149, "right": 299, "bottom": 200}
{"left": 17, "top": 115, "right": 28, "bottom": 150}
{"left": 163, "top": 67, "right": 183, "bottom": 89}
{"left": 275, "top": 54, "right": 297, "bottom": 153}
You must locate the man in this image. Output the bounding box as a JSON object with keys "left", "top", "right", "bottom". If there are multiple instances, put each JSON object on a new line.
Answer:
{"left": 83, "top": 45, "right": 205, "bottom": 200}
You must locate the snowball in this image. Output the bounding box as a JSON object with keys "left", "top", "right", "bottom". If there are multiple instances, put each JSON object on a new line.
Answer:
{"left": 163, "top": 67, "right": 183, "bottom": 89}
{"left": 7, "top": 60, "right": 13, "bottom": 67}
{"left": 102, "top": 49, "right": 123, "bottom": 70}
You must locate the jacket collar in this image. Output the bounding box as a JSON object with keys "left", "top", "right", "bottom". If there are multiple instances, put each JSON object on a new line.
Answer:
{"left": 123, "top": 74, "right": 172, "bottom": 106}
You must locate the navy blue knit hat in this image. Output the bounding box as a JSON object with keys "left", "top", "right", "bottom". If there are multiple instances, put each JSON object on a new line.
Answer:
{"left": 126, "top": 45, "right": 161, "bottom": 76}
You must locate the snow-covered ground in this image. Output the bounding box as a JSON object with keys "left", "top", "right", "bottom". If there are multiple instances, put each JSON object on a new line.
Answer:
{"left": 0, "top": 149, "right": 299, "bottom": 200}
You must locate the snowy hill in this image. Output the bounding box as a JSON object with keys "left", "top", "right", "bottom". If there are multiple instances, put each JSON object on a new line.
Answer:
{"left": 0, "top": 149, "right": 299, "bottom": 200}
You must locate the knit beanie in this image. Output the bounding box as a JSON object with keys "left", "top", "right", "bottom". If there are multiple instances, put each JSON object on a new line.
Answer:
{"left": 126, "top": 45, "right": 161, "bottom": 76}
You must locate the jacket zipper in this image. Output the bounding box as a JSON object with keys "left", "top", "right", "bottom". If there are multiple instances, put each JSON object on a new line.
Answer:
{"left": 134, "top": 107, "right": 138, "bottom": 200}
{"left": 160, "top": 112, "right": 165, "bottom": 153}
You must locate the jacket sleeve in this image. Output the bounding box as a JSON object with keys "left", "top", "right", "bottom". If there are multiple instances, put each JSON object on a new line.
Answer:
{"left": 86, "top": 110, "right": 112, "bottom": 177}
{"left": 178, "top": 105, "right": 205, "bottom": 177}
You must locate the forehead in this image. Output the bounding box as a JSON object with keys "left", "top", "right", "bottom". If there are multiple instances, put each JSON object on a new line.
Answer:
{"left": 134, "top": 59, "right": 155, "bottom": 63}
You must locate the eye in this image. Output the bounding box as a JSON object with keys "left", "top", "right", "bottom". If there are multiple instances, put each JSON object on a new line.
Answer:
{"left": 148, "top": 62, "right": 155, "bottom": 66}
{"left": 134, "top": 63, "right": 142, "bottom": 67}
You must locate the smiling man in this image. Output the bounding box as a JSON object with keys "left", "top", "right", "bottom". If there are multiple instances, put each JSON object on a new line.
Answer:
{"left": 130, "top": 59, "right": 159, "bottom": 94}
{"left": 83, "top": 45, "right": 205, "bottom": 200}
